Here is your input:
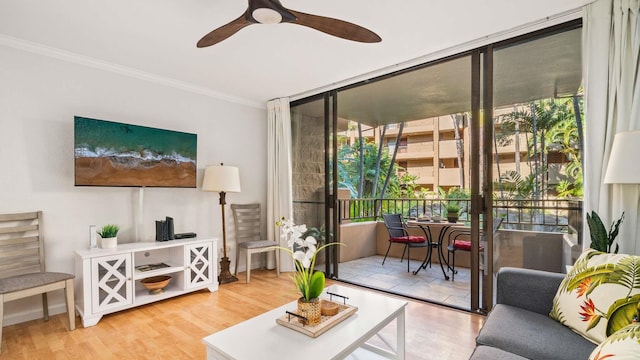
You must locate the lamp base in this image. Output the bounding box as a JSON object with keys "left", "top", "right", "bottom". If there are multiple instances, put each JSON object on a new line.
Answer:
{"left": 218, "top": 256, "right": 238, "bottom": 284}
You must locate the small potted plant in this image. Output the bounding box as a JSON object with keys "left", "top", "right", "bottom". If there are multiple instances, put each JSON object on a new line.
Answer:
{"left": 97, "top": 224, "right": 119, "bottom": 249}
{"left": 276, "top": 218, "right": 341, "bottom": 326}
{"left": 444, "top": 202, "right": 460, "bottom": 223}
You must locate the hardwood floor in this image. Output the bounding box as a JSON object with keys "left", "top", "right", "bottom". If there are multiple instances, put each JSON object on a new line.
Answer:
{"left": 2, "top": 270, "right": 484, "bottom": 359}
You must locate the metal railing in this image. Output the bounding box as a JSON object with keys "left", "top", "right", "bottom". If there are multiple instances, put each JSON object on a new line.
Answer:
{"left": 338, "top": 198, "right": 582, "bottom": 232}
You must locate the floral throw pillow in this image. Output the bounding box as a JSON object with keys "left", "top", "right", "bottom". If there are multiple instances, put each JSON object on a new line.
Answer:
{"left": 550, "top": 249, "right": 640, "bottom": 344}
{"left": 588, "top": 323, "right": 640, "bottom": 359}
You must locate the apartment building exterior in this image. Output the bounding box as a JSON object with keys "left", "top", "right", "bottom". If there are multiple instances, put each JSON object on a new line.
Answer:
{"left": 349, "top": 111, "right": 570, "bottom": 194}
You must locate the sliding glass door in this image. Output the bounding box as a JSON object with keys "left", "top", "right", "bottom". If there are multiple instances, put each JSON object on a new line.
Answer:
{"left": 291, "top": 20, "right": 584, "bottom": 313}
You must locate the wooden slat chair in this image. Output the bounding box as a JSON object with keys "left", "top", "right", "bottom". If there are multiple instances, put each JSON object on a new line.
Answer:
{"left": 0, "top": 211, "right": 75, "bottom": 353}
{"left": 231, "top": 204, "right": 280, "bottom": 284}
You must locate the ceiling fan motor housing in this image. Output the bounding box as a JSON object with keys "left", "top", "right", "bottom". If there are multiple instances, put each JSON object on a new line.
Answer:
{"left": 247, "top": 0, "right": 296, "bottom": 24}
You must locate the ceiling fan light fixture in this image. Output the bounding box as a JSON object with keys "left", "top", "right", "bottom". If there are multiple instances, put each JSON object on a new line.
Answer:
{"left": 197, "top": 0, "right": 381, "bottom": 48}
{"left": 252, "top": 8, "right": 282, "bottom": 24}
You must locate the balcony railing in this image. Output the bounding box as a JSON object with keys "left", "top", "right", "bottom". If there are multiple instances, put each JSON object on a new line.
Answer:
{"left": 338, "top": 197, "right": 582, "bottom": 233}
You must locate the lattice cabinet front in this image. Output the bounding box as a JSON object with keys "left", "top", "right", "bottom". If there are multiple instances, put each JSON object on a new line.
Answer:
{"left": 91, "top": 253, "right": 133, "bottom": 313}
{"left": 186, "top": 242, "right": 214, "bottom": 289}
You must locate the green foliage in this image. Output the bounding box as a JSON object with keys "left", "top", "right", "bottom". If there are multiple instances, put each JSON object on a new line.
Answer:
{"left": 302, "top": 226, "right": 327, "bottom": 246}
{"left": 444, "top": 202, "right": 460, "bottom": 217}
{"left": 495, "top": 171, "right": 536, "bottom": 200}
{"left": 338, "top": 137, "right": 424, "bottom": 199}
{"left": 307, "top": 271, "right": 326, "bottom": 299}
{"left": 98, "top": 224, "right": 119, "bottom": 238}
{"left": 338, "top": 138, "right": 396, "bottom": 198}
{"left": 444, "top": 187, "right": 469, "bottom": 200}
{"left": 496, "top": 98, "right": 583, "bottom": 199}
{"left": 387, "top": 171, "right": 422, "bottom": 198}
{"left": 587, "top": 211, "right": 624, "bottom": 254}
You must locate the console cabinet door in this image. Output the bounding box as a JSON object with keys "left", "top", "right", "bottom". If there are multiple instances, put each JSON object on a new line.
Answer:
{"left": 91, "top": 253, "right": 133, "bottom": 313}
{"left": 185, "top": 242, "right": 214, "bottom": 289}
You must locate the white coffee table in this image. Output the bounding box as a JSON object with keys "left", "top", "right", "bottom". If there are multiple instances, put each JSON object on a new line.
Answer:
{"left": 202, "top": 284, "right": 407, "bottom": 360}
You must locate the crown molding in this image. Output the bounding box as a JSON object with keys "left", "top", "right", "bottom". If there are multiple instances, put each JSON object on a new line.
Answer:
{"left": 0, "top": 34, "right": 266, "bottom": 110}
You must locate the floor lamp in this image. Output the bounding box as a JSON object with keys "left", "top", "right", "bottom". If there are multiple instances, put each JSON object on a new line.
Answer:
{"left": 203, "top": 164, "right": 241, "bottom": 284}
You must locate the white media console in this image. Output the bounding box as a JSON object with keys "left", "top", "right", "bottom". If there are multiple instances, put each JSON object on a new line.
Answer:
{"left": 75, "top": 238, "right": 218, "bottom": 327}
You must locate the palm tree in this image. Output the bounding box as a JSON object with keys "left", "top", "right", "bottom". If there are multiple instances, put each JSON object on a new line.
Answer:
{"left": 451, "top": 114, "right": 465, "bottom": 188}
{"left": 498, "top": 99, "right": 572, "bottom": 199}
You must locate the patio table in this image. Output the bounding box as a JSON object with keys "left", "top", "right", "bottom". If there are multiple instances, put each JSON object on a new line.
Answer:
{"left": 408, "top": 220, "right": 468, "bottom": 280}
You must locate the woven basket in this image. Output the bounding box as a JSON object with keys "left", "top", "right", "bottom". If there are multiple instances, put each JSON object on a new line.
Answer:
{"left": 297, "top": 297, "right": 321, "bottom": 326}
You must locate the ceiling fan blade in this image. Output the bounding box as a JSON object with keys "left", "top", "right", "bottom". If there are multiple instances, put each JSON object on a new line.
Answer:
{"left": 197, "top": 14, "right": 252, "bottom": 48}
{"left": 289, "top": 10, "right": 381, "bottom": 43}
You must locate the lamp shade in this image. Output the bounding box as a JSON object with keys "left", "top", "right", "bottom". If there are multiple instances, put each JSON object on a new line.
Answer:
{"left": 604, "top": 130, "right": 640, "bottom": 184}
{"left": 202, "top": 165, "right": 241, "bottom": 192}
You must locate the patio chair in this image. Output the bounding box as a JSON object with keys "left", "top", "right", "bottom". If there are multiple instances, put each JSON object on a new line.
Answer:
{"left": 446, "top": 218, "right": 502, "bottom": 281}
{"left": 0, "top": 211, "right": 75, "bottom": 353}
{"left": 231, "top": 204, "right": 280, "bottom": 284}
{"left": 381, "top": 214, "right": 429, "bottom": 272}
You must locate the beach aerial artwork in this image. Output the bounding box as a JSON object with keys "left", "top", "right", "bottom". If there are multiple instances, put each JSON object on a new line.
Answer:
{"left": 74, "top": 117, "right": 197, "bottom": 187}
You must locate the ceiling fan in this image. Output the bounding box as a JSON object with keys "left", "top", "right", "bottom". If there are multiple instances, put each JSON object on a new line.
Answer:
{"left": 197, "top": 0, "right": 381, "bottom": 48}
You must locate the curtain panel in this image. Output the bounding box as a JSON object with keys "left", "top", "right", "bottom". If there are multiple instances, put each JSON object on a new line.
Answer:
{"left": 583, "top": 0, "right": 640, "bottom": 254}
{"left": 267, "top": 97, "right": 295, "bottom": 271}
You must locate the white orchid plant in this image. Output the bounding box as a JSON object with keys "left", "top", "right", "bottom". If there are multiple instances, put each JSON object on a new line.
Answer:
{"left": 276, "top": 218, "right": 339, "bottom": 301}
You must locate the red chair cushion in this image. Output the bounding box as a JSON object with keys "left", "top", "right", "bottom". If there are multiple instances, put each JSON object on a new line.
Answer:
{"left": 390, "top": 236, "right": 425, "bottom": 243}
{"left": 453, "top": 240, "right": 484, "bottom": 251}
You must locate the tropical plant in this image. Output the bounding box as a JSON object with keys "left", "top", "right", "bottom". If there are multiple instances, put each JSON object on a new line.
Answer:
{"left": 276, "top": 218, "right": 341, "bottom": 301}
{"left": 546, "top": 112, "right": 583, "bottom": 198}
{"left": 97, "top": 224, "right": 119, "bottom": 238}
{"left": 495, "top": 171, "right": 536, "bottom": 200}
{"left": 439, "top": 187, "right": 469, "bottom": 218}
{"left": 497, "top": 99, "right": 576, "bottom": 199}
{"left": 587, "top": 211, "right": 624, "bottom": 254}
{"left": 338, "top": 135, "right": 424, "bottom": 200}
{"left": 301, "top": 226, "right": 326, "bottom": 246}
{"left": 337, "top": 137, "right": 396, "bottom": 198}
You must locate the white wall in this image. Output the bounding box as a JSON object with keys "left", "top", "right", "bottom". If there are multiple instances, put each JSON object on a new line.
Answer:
{"left": 0, "top": 45, "right": 267, "bottom": 324}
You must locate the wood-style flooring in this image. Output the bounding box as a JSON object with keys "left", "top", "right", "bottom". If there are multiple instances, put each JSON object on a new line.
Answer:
{"left": 1, "top": 270, "right": 484, "bottom": 359}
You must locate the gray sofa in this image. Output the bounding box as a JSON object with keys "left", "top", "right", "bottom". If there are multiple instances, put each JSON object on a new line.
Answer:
{"left": 470, "top": 267, "right": 597, "bottom": 360}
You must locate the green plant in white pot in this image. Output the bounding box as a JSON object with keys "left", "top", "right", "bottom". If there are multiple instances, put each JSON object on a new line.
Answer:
{"left": 97, "top": 224, "right": 119, "bottom": 249}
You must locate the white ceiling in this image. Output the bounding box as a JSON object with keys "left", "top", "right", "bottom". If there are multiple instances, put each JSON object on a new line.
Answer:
{"left": 0, "top": 0, "right": 592, "bottom": 108}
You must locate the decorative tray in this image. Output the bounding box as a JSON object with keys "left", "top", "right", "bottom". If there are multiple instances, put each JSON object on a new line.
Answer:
{"left": 276, "top": 301, "right": 358, "bottom": 338}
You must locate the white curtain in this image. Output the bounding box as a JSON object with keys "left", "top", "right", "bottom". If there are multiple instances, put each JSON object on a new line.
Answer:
{"left": 267, "top": 97, "right": 295, "bottom": 271}
{"left": 583, "top": 0, "right": 640, "bottom": 254}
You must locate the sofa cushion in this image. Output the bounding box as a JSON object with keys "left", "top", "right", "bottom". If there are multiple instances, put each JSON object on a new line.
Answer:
{"left": 469, "top": 345, "right": 528, "bottom": 360}
{"left": 588, "top": 323, "right": 640, "bottom": 359}
{"left": 549, "top": 249, "right": 640, "bottom": 344}
{"left": 477, "top": 304, "right": 596, "bottom": 360}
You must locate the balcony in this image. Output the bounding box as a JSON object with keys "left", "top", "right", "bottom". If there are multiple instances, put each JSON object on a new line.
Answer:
{"left": 406, "top": 166, "right": 434, "bottom": 183}
{"left": 439, "top": 140, "right": 459, "bottom": 157}
{"left": 396, "top": 150, "right": 434, "bottom": 160}
{"left": 335, "top": 197, "right": 583, "bottom": 309}
{"left": 439, "top": 168, "right": 461, "bottom": 185}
